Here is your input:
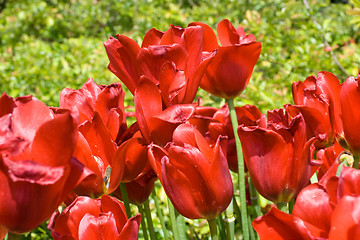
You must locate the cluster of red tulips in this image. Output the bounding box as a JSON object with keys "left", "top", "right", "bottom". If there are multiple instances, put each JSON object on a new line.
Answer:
{"left": 1, "top": 18, "right": 360, "bottom": 240}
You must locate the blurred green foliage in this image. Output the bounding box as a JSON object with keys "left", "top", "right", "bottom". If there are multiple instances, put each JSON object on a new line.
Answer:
{"left": 1, "top": 0, "right": 360, "bottom": 238}
{"left": 1, "top": 0, "right": 359, "bottom": 111}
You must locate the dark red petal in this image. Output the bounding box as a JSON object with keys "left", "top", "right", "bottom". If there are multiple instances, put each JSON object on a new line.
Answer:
{"left": 162, "top": 156, "right": 202, "bottom": 219}
{"left": 0, "top": 92, "right": 15, "bottom": 117}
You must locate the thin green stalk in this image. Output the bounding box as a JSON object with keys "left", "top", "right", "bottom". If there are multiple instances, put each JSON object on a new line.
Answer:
{"left": 232, "top": 193, "right": 241, "bottom": 227}
{"left": 119, "top": 183, "right": 131, "bottom": 218}
{"left": 276, "top": 202, "right": 288, "bottom": 213}
{"left": 168, "top": 198, "right": 180, "bottom": 240}
{"left": 224, "top": 198, "right": 235, "bottom": 240}
{"left": 354, "top": 155, "right": 359, "bottom": 170}
{"left": 208, "top": 218, "right": 218, "bottom": 240}
{"left": 143, "top": 199, "right": 156, "bottom": 240}
{"left": 138, "top": 205, "right": 149, "bottom": 240}
{"left": 249, "top": 177, "right": 261, "bottom": 217}
{"left": 248, "top": 215, "right": 256, "bottom": 240}
{"left": 288, "top": 199, "right": 295, "bottom": 214}
{"left": 226, "top": 98, "right": 250, "bottom": 240}
{"left": 217, "top": 215, "right": 226, "bottom": 240}
{"left": 152, "top": 189, "right": 169, "bottom": 240}
{"left": 176, "top": 212, "right": 187, "bottom": 240}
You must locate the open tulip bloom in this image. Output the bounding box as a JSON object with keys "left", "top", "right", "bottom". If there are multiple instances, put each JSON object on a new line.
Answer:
{"left": 4, "top": 17, "right": 360, "bottom": 240}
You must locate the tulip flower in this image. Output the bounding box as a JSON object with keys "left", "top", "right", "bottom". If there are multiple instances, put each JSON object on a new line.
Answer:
{"left": 190, "top": 19, "right": 261, "bottom": 99}
{"left": 290, "top": 71, "right": 342, "bottom": 146}
{"left": 253, "top": 167, "right": 360, "bottom": 239}
{"left": 48, "top": 195, "right": 141, "bottom": 240}
{"left": 0, "top": 93, "right": 93, "bottom": 233}
{"left": 340, "top": 74, "right": 360, "bottom": 156}
{"left": 238, "top": 108, "right": 317, "bottom": 203}
{"left": 59, "top": 78, "right": 129, "bottom": 196}
{"left": 104, "top": 24, "right": 214, "bottom": 106}
{"left": 148, "top": 123, "right": 233, "bottom": 219}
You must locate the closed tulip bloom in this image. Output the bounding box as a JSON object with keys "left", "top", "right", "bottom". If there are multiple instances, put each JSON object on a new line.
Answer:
{"left": 148, "top": 124, "right": 233, "bottom": 219}
{"left": 238, "top": 109, "right": 316, "bottom": 203}
{"left": 48, "top": 195, "right": 141, "bottom": 240}
{"left": 0, "top": 93, "right": 93, "bottom": 233}
{"left": 190, "top": 19, "right": 261, "bottom": 99}
{"left": 340, "top": 74, "right": 360, "bottom": 156}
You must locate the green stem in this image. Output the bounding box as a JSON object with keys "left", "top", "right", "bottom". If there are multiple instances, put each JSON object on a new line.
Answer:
{"left": 7, "top": 232, "right": 21, "bottom": 240}
{"left": 138, "top": 205, "right": 149, "bottom": 240}
{"left": 354, "top": 155, "right": 359, "bottom": 170}
{"left": 224, "top": 198, "right": 235, "bottom": 240}
{"left": 217, "top": 215, "right": 226, "bottom": 240}
{"left": 152, "top": 189, "right": 169, "bottom": 240}
{"left": 226, "top": 98, "right": 250, "bottom": 240}
{"left": 208, "top": 218, "right": 218, "bottom": 240}
{"left": 119, "top": 183, "right": 131, "bottom": 218}
{"left": 288, "top": 199, "right": 295, "bottom": 214}
{"left": 248, "top": 215, "right": 256, "bottom": 240}
{"left": 144, "top": 199, "right": 156, "bottom": 240}
{"left": 168, "top": 198, "right": 180, "bottom": 240}
{"left": 276, "top": 202, "right": 288, "bottom": 213}
{"left": 232, "top": 195, "right": 241, "bottom": 225}
{"left": 176, "top": 212, "right": 187, "bottom": 240}
{"left": 249, "top": 177, "right": 261, "bottom": 217}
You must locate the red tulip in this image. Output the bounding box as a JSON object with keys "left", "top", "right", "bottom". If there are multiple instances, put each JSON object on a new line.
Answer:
{"left": 148, "top": 123, "right": 233, "bottom": 219}
{"left": 340, "top": 74, "right": 360, "bottom": 156}
{"left": 59, "top": 78, "right": 129, "bottom": 196}
{"left": 104, "top": 25, "right": 213, "bottom": 106}
{"left": 238, "top": 109, "right": 317, "bottom": 203}
{"left": 253, "top": 167, "right": 360, "bottom": 239}
{"left": 0, "top": 93, "right": 93, "bottom": 233}
{"left": 48, "top": 195, "right": 141, "bottom": 240}
{"left": 190, "top": 19, "right": 261, "bottom": 99}
{"left": 290, "top": 71, "right": 342, "bottom": 146}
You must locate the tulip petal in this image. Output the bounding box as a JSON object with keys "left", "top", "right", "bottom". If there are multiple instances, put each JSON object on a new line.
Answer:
{"left": 293, "top": 184, "right": 332, "bottom": 233}
{"left": 79, "top": 112, "right": 116, "bottom": 167}
{"left": 161, "top": 156, "right": 202, "bottom": 219}
{"left": 31, "top": 112, "right": 76, "bottom": 166}
{"left": 329, "top": 196, "right": 360, "bottom": 240}
{"left": 253, "top": 205, "right": 324, "bottom": 240}
{"left": 117, "top": 214, "right": 141, "bottom": 240}
{"left": 12, "top": 96, "right": 54, "bottom": 143}
{"left": 217, "top": 19, "right": 240, "bottom": 46}
{"left": 101, "top": 195, "right": 128, "bottom": 231}
{"left": 78, "top": 212, "right": 119, "bottom": 240}
{"left": 104, "top": 36, "right": 140, "bottom": 94}
{"left": 134, "top": 78, "right": 162, "bottom": 143}
{"left": 340, "top": 76, "right": 360, "bottom": 155}
{"left": 188, "top": 22, "right": 218, "bottom": 51}
{"left": 201, "top": 43, "right": 261, "bottom": 99}
{"left": 142, "top": 28, "right": 164, "bottom": 48}
{"left": 0, "top": 92, "right": 15, "bottom": 117}
{"left": 337, "top": 166, "right": 360, "bottom": 199}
